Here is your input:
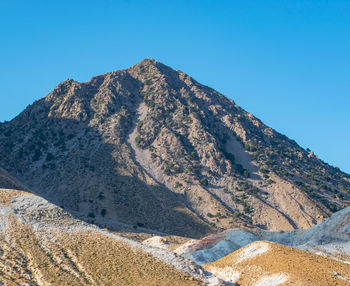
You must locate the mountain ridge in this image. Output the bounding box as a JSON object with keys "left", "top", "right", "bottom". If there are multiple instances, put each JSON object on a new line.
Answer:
{"left": 0, "top": 58, "right": 349, "bottom": 237}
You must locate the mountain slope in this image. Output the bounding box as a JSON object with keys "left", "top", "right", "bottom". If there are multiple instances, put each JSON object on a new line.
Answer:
{"left": 0, "top": 187, "right": 222, "bottom": 285}
{"left": 0, "top": 59, "right": 349, "bottom": 236}
{"left": 204, "top": 241, "right": 350, "bottom": 285}
{"left": 176, "top": 204, "right": 350, "bottom": 265}
{"left": 0, "top": 167, "right": 27, "bottom": 191}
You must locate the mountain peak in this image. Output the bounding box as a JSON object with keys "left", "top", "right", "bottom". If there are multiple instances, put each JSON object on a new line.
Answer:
{"left": 0, "top": 61, "right": 349, "bottom": 237}
{"left": 129, "top": 58, "right": 161, "bottom": 71}
{"left": 128, "top": 58, "right": 178, "bottom": 76}
{"left": 139, "top": 58, "right": 158, "bottom": 65}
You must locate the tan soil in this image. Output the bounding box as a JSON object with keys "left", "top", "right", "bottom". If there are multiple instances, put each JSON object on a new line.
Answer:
{"left": 0, "top": 188, "right": 32, "bottom": 206}
{"left": 0, "top": 188, "right": 208, "bottom": 285}
{"left": 205, "top": 241, "right": 350, "bottom": 285}
{"left": 57, "top": 231, "right": 202, "bottom": 286}
{"left": 0, "top": 212, "right": 203, "bottom": 286}
{"left": 111, "top": 230, "right": 191, "bottom": 251}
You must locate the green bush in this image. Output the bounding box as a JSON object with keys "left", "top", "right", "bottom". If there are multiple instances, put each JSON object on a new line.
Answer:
{"left": 328, "top": 203, "right": 337, "bottom": 212}
{"left": 233, "top": 212, "right": 241, "bottom": 218}
{"left": 164, "top": 167, "right": 171, "bottom": 175}
{"left": 260, "top": 168, "right": 270, "bottom": 174}
{"left": 244, "top": 144, "right": 257, "bottom": 152}
{"left": 137, "top": 121, "right": 143, "bottom": 132}
{"left": 200, "top": 178, "right": 209, "bottom": 186}
{"left": 135, "top": 135, "right": 142, "bottom": 147}
{"left": 243, "top": 169, "right": 250, "bottom": 178}
{"left": 174, "top": 181, "right": 182, "bottom": 188}
{"left": 190, "top": 151, "right": 197, "bottom": 159}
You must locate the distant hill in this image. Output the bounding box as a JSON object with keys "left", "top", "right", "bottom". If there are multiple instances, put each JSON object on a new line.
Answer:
{"left": 0, "top": 59, "right": 349, "bottom": 237}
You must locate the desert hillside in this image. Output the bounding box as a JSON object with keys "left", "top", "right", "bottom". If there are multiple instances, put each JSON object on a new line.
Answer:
{"left": 204, "top": 241, "right": 350, "bottom": 285}
{"left": 0, "top": 59, "right": 349, "bottom": 237}
{"left": 176, "top": 204, "right": 350, "bottom": 266}
{"left": 0, "top": 187, "right": 222, "bottom": 285}
{"left": 1, "top": 183, "right": 349, "bottom": 285}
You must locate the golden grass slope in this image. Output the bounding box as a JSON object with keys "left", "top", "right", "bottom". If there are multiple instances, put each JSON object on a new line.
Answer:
{"left": 0, "top": 188, "right": 203, "bottom": 285}
{"left": 204, "top": 241, "right": 350, "bottom": 286}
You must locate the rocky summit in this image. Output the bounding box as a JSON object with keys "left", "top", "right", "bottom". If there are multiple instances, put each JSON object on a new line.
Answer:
{"left": 0, "top": 59, "right": 349, "bottom": 239}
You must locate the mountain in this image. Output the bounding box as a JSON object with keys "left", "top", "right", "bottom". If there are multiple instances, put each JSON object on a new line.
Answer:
{"left": 0, "top": 59, "right": 349, "bottom": 237}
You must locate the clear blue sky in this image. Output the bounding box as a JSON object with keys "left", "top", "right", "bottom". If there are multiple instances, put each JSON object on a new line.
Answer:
{"left": 0, "top": 0, "right": 349, "bottom": 173}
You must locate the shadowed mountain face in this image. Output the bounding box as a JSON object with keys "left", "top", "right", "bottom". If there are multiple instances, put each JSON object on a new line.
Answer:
{"left": 0, "top": 59, "right": 349, "bottom": 236}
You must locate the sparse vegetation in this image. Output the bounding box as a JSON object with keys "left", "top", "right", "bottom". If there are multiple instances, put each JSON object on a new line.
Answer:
{"left": 200, "top": 178, "right": 208, "bottom": 186}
